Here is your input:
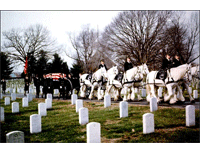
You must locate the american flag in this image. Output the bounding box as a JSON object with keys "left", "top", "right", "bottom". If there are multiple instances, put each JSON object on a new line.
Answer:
{"left": 46, "top": 73, "right": 66, "bottom": 80}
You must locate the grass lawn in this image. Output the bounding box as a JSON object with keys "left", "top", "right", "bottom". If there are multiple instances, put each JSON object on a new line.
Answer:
{"left": 0, "top": 97, "right": 200, "bottom": 143}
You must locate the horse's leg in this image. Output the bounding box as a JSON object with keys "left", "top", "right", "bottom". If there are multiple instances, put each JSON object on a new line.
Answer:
{"left": 137, "top": 88, "right": 143, "bottom": 101}
{"left": 80, "top": 85, "right": 86, "bottom": 98}
{"left": 127, "top": 87, "right": 131, "bottom": 100}
{"left": 97, "top": 87, "right": 102, "bottom": 100}
{"left": 146, "top": 84, "right": 151, "bottom": 102}
{"left": 123, "top": 86, "right": 128, "bottom": 101}
{"left": 88, "top": 85, "right": 94, "bottom": 100}
{"left": 150, "top": 84, "right": 157, "bottom": 100}
{"left": 131, "top": 86, "right": 135, "bottom": 101}
{"left": 176, "top": 84, "right": 185, "bottom": 102}
{"left": 165, "top": 84, "right": 176, "bottom": 104}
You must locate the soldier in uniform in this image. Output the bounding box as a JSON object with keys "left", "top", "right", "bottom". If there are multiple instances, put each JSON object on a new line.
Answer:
{"left": 1, "top": 78, "right": 6, "bottom": 94}
{"left": 24, "top": 75, "right": 30, "bottom": 96}
{"left": 124, "top": 57, "right": 133, "bottom": 72}
{"left": 34, "top": 74, "right": 41, "bottom": 98}
{"left": 59, "top": 73, "right": 66, "bottom": 99}
{"left": 42, "top": 74, "right": 47, "bottom": 98}
{"left": 98, "top": 59, "right": 107, "bottom": 70}
{"left": 172, "top": 54, "right": 182, "bottom": 68}
{"left": 66, "top": 73, "right": 72, "bottom": 98}
{"left": 47, "top": 73, "right": 54, "bottom": 98}
{"left": 157, "top": 54, "right": 173, "bottom": 80}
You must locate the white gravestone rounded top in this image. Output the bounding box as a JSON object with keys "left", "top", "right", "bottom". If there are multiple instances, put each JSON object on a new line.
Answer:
{"left": 11, "top": 93, "right": 16, "bottom": 101}
{"left": 104, "top": 95, "right": 111, "bottom": 108}
{"left": 71, "top": 94, "right": 77, "bottom": 105}
{"left": 186, "top": 105, "right": 195, "bottom": 127}
{"left": 76, "top": 100, "right": 83, "bottom": 113}
{"left": 143, "top": 113, "right": 154, "bottom": 134}
{"left": 79, "top": 107, "right": 89, "bottom": 125}
{"left": 87, "top": 122, "right": 101, "bottom": 143}
{"left": 45, "top": 98, "right": 52, "bottom": 109}
{"left": 12, "top": 102, "right": 19, "bottom": 113}
{"left": 5, "top": 97, "right": 10, "bottom": 105}
{"left": 38, "top": 103, "right": 47, "bottom": 116}
{"left": 47, "top": 94, "right": 52, "bottom": 99}
{"left": 120, "top": 101, "right": 128, "bottom": 118}
{"left": 22, "top": 97, "right": 28, "bottom": 107}
{"left": 6, "top": 131, "right": 24, "bottom": 143}
{"left": 30, "top": 114, "right": 41, "bottom": 133}
{"left": 150, "top": 97, "right": 158, "bottom": 112}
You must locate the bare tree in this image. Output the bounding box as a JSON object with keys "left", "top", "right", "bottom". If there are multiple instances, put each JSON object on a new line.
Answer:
{"left": 100, "top": 11, "right": 172, "bottom": 70}
{"left": 162, "top": 11, "right": 200, "bottom": 64}
{"left": 66, "top": 24, "right": 98, "bottom": 73}
{"left": 2, "top": 24, "right": 61, "bottom": 64}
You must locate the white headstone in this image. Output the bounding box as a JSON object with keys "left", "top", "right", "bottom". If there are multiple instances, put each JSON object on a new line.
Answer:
{"left": 143, "top": 113, "right": 154, "bottom": 134}
{"left": 158, "top": 87, "right": 163, "bottom": 97}
{"left": 12, "top": 102, "right": 19, "bottom": 113}
{"left": 87, "top": 122, "right": 101, "bottom": 143}
{"left": 104, "top": 95, "right": 111, "bottom": 108}
{"left": 10, "top": 88, "right": 13, "bottom": 93}
{"left": 0, "top": 107, "right": 4, "bottom": 122}
{"left": 5, "top": 97, "right": 10, "bottom": 105}
{"left": 0, "top": 93, "right": 2, "bottom": 99}
{"left": 193, "top": 90, "right": 198, "bottom": 99}
{"left": 6, "top": 131, "right": 24, "bottom": 143}
{"left": 150, "top": 97, "right": 158, "bottom": 112}
{"left": 189, "top": 87, "right": 192, "bottom": 95}
{"left": 142, "top": 89, "right": 146, "bottom": 97}
{"left": 22, "top": 97, "right": 28, "bottom": 107}
{"left": 79, "top": 107, "right": 89, "bottom": 125}
{"left": 186, "top": 105, "right": 195, "bottom": 127}
{"left": 38, "top": 103, "right": 47, "bottom": 116}
{"left": 76, "top": 99, "right": 83, "bottom": 113}
{"left": 47, "top": 94, "right": 52, "bottom": 99}
{"left": 120, "top": 101, "right": 128, "bottom": 118}
{"left": 45, "top": 98, "right": 52, "bottom": 109}
{"left": 71, "top": 94, "right": 77, "bottom": 105}
{"left": 29, "top": 88, "right": 33, "bottom": 94}
{"left": 11, "top": 93, "right": 16, "bottom": 100}
{"left": 30, "top": 114, "right": 41, "bottom": 133}
{"left": 27, "top": 93, "right": 33, "bottom": 102}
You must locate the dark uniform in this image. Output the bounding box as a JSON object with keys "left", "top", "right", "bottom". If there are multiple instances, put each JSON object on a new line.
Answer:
{"left": 42, "top": 77, "right": 48, "bottom": 98}
{"left": 124, "top": 62, "right": 133, "bottom": 72}
{"left": 47, "top": 77, "right": 54, "bottom": 98}
{"left": 161, "top": 58, "right": 172, "bottom": 70}
{"left": 172, "top": 58, "right": 181, "bottom": 68}
{"left": 59, "top": 77, "right": 66, "bottom": 99}
{"left": 24, "top": 77, "right": 30, "bottom": 96}
{"left": 1, "top": 79, "right": 6, "bottom": 94}
{"left": 98, "top": 64, "right": 107, "bottom": 70}
{"left": 157, "top": 56, "right": 173, "bottom": 80}
{"left": 34, "top": 76, "right": 41, "bottom": 98}
{"left": 66, "top": 75, "right": 73, "bottom": 98}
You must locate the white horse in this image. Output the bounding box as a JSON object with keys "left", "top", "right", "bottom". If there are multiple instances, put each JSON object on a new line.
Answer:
{"left": 79, "top": 73, "right": 92, "bottom": 98}
{"left": 191, "top": 65, "right": 200, "bottom": 89}
{"left": 122, "top": 63, "right": 149, "bottom": 101}
{"left": 146, "top": 64, "right": 192, "bottom": 104}
{"left": 89, "top": 67, "right": 107, "bottom": 100}
{"left": 105, "top": 66, "right": 125, "bottom": 101}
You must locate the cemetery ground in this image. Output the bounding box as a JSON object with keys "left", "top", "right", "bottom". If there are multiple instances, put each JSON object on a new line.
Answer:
{"left": 0, "top": 96, "right": 200, "bottom": 143}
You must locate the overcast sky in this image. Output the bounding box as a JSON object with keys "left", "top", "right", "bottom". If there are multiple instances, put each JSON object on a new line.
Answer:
{"left": 1, "top": 10, "right": 121, "bottom": 72}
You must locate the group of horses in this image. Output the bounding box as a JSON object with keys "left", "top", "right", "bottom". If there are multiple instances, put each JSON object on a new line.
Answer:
{"left": 78, "top": 63, "right": 200, "bottom": 104}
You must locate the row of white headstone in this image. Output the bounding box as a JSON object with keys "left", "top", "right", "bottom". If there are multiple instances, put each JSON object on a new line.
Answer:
{"left": 158, "top": 87, "right": 199, "bottom": 99}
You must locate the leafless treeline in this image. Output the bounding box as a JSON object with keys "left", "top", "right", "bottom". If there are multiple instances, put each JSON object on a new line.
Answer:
{"left": 67, "top": 10, "right": 199, "bottom": 72}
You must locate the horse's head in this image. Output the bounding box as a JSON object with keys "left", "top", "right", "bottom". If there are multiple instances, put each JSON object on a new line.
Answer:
{"left": 143, "top": 63, "right": 149, "bottom": 75}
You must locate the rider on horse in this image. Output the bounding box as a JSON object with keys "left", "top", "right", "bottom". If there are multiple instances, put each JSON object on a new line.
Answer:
{"left": 124, "top": 57, "right": 133, "bottom": 72}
